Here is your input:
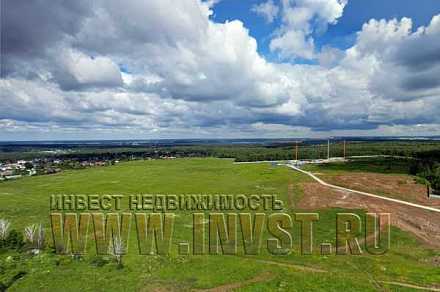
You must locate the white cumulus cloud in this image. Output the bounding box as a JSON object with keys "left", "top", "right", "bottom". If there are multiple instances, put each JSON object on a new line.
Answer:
{"left": 252, "top": 0, "right": 279, "bottom": 23}
{"left": 1, "top": 0, "right": 440, "bottom": 139}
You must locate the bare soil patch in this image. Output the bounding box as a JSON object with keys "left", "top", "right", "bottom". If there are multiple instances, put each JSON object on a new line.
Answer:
{"left": 422, "top": 256, "right": 440, "bottom": 267}
{"left": 318, "top": 172, "right": 440, "bottom": 207}
{"left": 379, "top": 281, "right": 440, "bottom": 291}
{"left": 298, "top": 182, "right": 440, "bottom": 248}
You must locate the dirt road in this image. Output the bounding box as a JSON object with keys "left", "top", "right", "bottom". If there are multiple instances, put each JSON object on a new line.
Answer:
{"left": 286, "top": 164, "right": 440, "bottom": 213}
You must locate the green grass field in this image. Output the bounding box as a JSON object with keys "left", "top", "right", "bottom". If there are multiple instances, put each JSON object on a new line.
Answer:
{"left": 0, "top": 158, "right": 439, "bottom": 291}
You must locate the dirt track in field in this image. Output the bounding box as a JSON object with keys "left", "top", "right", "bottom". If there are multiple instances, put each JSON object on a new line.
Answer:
{"left": 298, "top": 181, "right": 440, "bottom": 248}
{"left": 193, "top": 272, "right": 274, "bottom": 292}
{"left": 320, "top": 172, "right": 440, "bottom": 207}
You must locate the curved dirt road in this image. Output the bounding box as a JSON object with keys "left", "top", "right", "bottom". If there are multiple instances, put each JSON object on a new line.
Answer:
{"left": 285, "top": 164, "right": 440, "bottom": 214}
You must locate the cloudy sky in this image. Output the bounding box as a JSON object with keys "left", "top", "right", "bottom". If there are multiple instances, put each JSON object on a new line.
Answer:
{"left": 1, "top": 0, "right": 440, "bottom": 140}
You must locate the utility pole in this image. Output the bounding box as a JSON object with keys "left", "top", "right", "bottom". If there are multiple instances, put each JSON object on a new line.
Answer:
{"left": 295, "top": 142, "right": 298, "bottom": 161}
{"left": 327, "top": 139, "right": 330, "bottom": 160}
{"left": 343, "top": 140, "right": 346, "bottom": 159}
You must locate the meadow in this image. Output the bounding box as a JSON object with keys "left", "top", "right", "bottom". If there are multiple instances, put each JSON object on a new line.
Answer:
{"left": 0, "top": 158, "right": 439, "bottom": 291}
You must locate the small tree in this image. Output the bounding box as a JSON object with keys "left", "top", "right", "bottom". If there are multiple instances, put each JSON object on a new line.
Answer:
{"left": 428, "top": 165, "right": 440, "bottom": 192}
{"left": 0, "top": 219, "right": 11, "bottom": 241}
{"left": 24, "top": 162, "right": 34, "bottom": 170}
{"left": 432, "top": 176, "right": 440, "bottom": 193}
{"left": 24, "top": 225, "right": 36, "bottom": 243}
{"left": 108, "top": 236, "right": 125, "bottom": 268}
{"left": 24, "top": 224, "right": 45, "bottom": 252}
{"left": 36, "top": 225, "right": 45, "bottom": 250}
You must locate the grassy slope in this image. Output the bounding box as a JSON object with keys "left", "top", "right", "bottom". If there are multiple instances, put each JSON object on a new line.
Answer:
{"left": 0, "top": 158, "right": 438, "bottom": 291}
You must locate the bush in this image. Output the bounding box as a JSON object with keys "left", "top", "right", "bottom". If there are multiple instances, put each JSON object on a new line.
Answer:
{"left": 431, "top": 176, "right": 440, "bottom": 192}
{"left": 90, "top": 256, "right": 109, "bottom": 267}
{"left": 414, "top": 176, "right": 428, "bottom": 185}
{"left": 1, "top": 230, "right": 25, "bottom": 250}
{"left": 411, "top": 158, "right": 440, "bottom": 193}
{"left": 0, "top": 271, "right": 27, "bottom": 291}
{"left": 23, "top": 224, "right": 45, "bottom": 251}
{"left": 0, "top": 219, "right": 10, "bottom": 242}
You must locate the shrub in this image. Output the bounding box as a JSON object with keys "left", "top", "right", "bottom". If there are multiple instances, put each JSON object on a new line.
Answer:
{"left": 90, "top": 256, "right": 109, "bottom": 267}
{"left": 3, "top": 230, "right": 25, "bottom": 250}
{"left": 415, "top": 178, "right": 427, "bottom": 186}
{"left": 0, "top": 219, "right": 10, "bottom": 241}
{"left": 24, "top": 224, "right": 45, "bottom": 251}
{"left": 108, "top": 236, "right": 125, "bottom": 268}
{"left": 431, "top": 176, "right": 440, "bottom": 192}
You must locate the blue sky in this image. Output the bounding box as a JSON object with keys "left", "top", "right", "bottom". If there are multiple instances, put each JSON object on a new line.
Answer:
{"left": 212, "top": 0, "right": 440, "bottom": 56}
{"left": 1, "top": 0, "right": 440, "bottom": 140}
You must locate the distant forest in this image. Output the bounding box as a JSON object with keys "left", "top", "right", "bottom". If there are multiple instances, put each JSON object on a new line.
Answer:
{"left": 1, "top": 141, "right": 440, "bottom": 191}
{"left": 2, "top": 141, "right": 440, "bottom": 162}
